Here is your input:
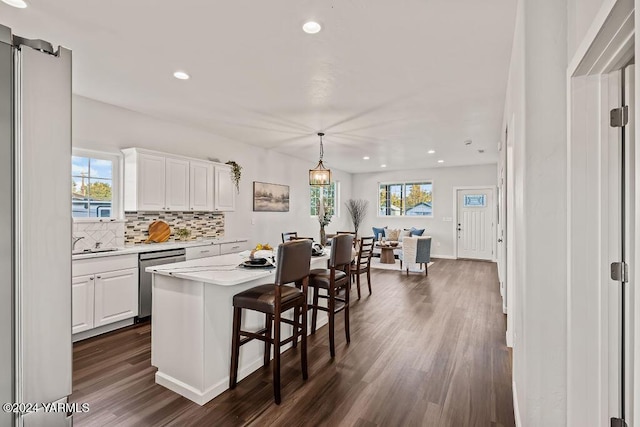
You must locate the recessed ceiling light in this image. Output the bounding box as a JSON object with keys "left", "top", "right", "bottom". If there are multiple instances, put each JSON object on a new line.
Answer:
{"left": 427, "top": 150, "right": 435, "bottom": 154}
{"left": 437, "top": 160, "right": 444, "bottom": 163}
{"left": 2, "top": 0, "right": 27, "bottom": 8}
{"left": 381, "top": 164, "right": 387, "bottom": 168}
{"left": 303, "top": 21, "right": 322, "bottom": 34}
{"left": 478, "top": 149, "right": 485, "bottom": 154}
{"left": 464, "top": 139, "right": 473, "bottom": 146}
{"left": 173, "top": 71, "right": 190, "bottom": 80}
{"left": 363, "top": 156, "right": 370, "bottom": 160}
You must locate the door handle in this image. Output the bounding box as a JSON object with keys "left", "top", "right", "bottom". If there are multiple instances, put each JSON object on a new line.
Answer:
{"left": 498, "top": 238, "right": 503, "bottom": 243}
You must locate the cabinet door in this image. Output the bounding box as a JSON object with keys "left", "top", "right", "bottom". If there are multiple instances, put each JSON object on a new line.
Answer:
{"left": 138, "top": 153, "right": 166, "bottom": 211}
{"left": 220, "top": 241, "right": 248, "bottom": 254}
{"left": 94, "top": 268, "right": 138, "bottom": 327}
{"left": 190, "top": 161, "right": 214, "bottom": 211}
{"left": 166, "top": 157, "right": 190, "bottom": 211}
{"left": 72, "top": 274, "right": 94, "bottom": 334}
{"left": 214, "top": 165, "right": 236, "bottom": 211}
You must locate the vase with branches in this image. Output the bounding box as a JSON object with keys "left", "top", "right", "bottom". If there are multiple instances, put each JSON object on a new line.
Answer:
{"left": 345, "top": 199, "right": 369, "bottom": 238}
{"left": 317, "top": 198, "right": 333, "bottom": 245}
{"left": 226, "top": 160, "right": 242, "bottom": 194}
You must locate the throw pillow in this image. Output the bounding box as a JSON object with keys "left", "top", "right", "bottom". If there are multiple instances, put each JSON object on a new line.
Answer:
{"left": 398, "top": 230, "right": 411, "bottom": 242}
{"left": 410, "top": 227, "right": 425, "bottom": 236}
{"left": 384, "top": 228, "right": 400, "bottom": 241}
{"left": 372, "top": 226, "right": 386, "bottom": 241}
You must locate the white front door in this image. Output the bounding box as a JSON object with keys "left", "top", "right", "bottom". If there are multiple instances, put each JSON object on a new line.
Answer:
{"left": 456, "top": 188, "right": 494, "bottom": 260}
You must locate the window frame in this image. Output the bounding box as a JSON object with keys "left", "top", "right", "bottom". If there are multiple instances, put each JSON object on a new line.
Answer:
{"left": 310, "top": 181, "right": 340, "bottom": 218}
{"left": 377, "top": 180, "right": 434, "bottom": 218}
{"left": 72, "top": 148, "right": 123, "bottom": 222}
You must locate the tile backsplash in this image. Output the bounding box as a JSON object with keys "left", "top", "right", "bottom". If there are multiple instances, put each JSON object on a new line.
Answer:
{"left": 124, "top": 212, "right": 225, "bottom": 245}
{"left": 73, "top": 220, "right": 126, "bottom": 251}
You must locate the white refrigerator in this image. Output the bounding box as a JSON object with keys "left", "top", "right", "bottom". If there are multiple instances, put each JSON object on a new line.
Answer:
{"left": 0, "top": 24, "right": 72, "bottom": 427}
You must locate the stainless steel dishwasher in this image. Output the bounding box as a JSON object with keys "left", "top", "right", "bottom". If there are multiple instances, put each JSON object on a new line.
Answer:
{"left": 138, "top": 248, "right": 186, "bottom": 320}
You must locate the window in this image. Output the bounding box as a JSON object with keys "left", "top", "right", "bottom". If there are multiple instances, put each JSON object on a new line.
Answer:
{"left": 72, "top": 150, "right": 120, "bottom": 219}
{"left": 379, "top": 181, "right": 433, "bottom": 216}
{"left": 310, "top": 182, "right": 338, "bottom": 216}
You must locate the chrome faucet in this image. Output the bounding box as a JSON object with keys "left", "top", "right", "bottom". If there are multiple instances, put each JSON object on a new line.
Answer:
{"left": 72, "top": 236, "right": 84, "bottom": 250}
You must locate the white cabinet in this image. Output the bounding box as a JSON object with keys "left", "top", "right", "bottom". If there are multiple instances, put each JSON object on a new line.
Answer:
{"left": 94, "top": 268, "right": 138, "bottom": 327}
{"left": 214, "top": 164, "right": 236, "bottom": 211}
{"left": 72, "top": 274, "right": 94, "bottom": 334}
{"left": 123, "top": 149, "right": 190, "bottom": 212}
{"left": 72, "top": 255, "right": 138, "bottom": 336}
{"left": 137, "top": 152, "right": 166, "bottom": 211}
{"left": 165, "top": 157, "right": 190, "bottom": 211}
{"left": 190, "top": 161, "right": 214, "bottom": 211}
{"left": 220, "top": 240, "right": 249, "bottom": 255}
{"left": 185, "top": 244, "right": 220, "bottom": 260}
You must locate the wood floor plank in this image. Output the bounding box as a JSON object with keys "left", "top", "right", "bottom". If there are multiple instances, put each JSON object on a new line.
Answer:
{"left": 71, "top": 259, "right": 515, "bottom": 426}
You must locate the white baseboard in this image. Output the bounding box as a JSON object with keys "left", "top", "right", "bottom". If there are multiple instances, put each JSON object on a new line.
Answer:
{"left": 430, "top": 254, "right": 456, "bottom": 259}
{"left": 513, "top": 380, "right": 522, "bottom": 426}
{"left": 73, "top": 318, "right": 135, "bottom": 342}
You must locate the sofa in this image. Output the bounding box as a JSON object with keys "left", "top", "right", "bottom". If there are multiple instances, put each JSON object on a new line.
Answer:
{"left": 371, "top": 226, "right": 426, "bottom": 257}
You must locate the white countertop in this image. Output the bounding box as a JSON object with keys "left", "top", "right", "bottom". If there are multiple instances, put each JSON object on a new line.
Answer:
{"left": 71, "top": 237, "right": 248, "bottom": 260}
{"left": 147, "top": 252, "right": 329, "bottom": 286}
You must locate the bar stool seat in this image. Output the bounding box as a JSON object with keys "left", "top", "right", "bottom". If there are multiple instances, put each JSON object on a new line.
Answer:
{"left": 233, "top": 284, "right": 304, "bottom": 314}
{"left": 307, "top": 269, "right": 347, "bottom": 288}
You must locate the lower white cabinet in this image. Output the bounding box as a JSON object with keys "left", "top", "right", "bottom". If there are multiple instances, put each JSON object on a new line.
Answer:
{"left": 72, "top": 274, "right": 95, "bottom": 334}
{"left": 94, "top": 268, "right": 138, "bottom": 327}
{"left": 72, "top": 254, "right": 138, "bottom": 335}
{"left": 220, "top": 240, "right": 249, "bottom": 255}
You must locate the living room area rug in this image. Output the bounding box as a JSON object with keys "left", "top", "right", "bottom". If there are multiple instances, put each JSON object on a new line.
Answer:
{"left": 369, "top": 258, "right": 435, "bottom": 272}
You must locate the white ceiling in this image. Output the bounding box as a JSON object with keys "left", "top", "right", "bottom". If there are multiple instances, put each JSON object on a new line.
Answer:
{"left": 1, "top": 0, "right": 516, "bottom": 174}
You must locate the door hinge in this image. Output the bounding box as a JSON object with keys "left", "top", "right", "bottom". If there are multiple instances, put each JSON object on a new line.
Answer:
{"left": 611, "top": 262, "right": 629, "bottom": 283}
{"left": 610, "top": 106, "right": 629, "bottom": 127}
{"left": 611, "top": 417, "right": 627, "bottom": 427}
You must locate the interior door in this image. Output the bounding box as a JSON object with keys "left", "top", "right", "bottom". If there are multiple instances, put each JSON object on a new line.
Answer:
{"left": 456, "top": 188, "right": 494, "bottom": 260}
{"left": 609, "top": 63, "right": 636, "bottom": 427}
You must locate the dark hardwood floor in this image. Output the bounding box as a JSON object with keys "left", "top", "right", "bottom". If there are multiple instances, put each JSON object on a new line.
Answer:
{"left": 71, "top": 259, "right": 514, "bottom": 426}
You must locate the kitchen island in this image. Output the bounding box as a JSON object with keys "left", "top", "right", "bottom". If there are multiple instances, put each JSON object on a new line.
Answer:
{"left": 147, "top": 252, "right": 329, "bottom": 405}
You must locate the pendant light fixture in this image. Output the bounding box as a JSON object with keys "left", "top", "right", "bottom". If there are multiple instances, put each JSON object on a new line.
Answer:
{"left": 309, "top": 132, "right": 331, "bottom": 185}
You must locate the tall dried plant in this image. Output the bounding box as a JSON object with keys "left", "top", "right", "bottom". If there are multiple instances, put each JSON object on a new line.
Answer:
{"left": 345, "top": 199, "right": 369, "bottom": 236}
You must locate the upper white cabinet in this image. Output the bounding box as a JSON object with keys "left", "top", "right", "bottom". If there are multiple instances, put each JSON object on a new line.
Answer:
{"left": 137, "top": 152, "right": 166, "bottom": 211}
{"left": 214, "top": 164, "right": 236, "bottom": 211}
{"left": 165, "top": 157, "right": 190, "bottom": 211}
{"left": 190, "top": 161, "right": 214, "bottom": 211}
{"left": 123, "top": 148, "right": 190, "bottom": 212}
{"left": 124, "top": 148, "right": 234, "bottom": 213}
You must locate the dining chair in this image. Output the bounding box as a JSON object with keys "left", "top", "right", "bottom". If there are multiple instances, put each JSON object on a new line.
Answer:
{"left": 350, "top": 236, "right": 374, "bottom": 299}
{"left": 308, "top": 234, "right": 354, "bottom": 357}
{"left": 281, "top": 231, "right": 298, "bottom": 243}
{"left": 399, "top": 236, "right": 432, "bottom": 275}
{"left": 229, "top": 239, "right": 312, "bottom": 404}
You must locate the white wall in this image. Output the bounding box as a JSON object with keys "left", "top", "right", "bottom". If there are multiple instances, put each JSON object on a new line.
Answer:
{"left": 502, "top": 0, "right": 568, "bottom": 425}
{"left": 567, "top": 0, "right": 608, "bottom": 58}
{"left": 72, "top": 95, "right": 353, "bottom": 246}
{"left": 351, "top": 164, "right": 497, "bottom": 258}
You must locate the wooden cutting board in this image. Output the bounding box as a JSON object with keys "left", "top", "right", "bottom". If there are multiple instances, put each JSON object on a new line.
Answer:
{"left": 145, "top": 220, "right": 171, "bottom": 243}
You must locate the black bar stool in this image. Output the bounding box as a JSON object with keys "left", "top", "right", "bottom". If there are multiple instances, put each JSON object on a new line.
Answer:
{"left": 309, "top": 234, "right": 354, "bottom": 357}
{"left": 229, "top": 239, "right": 312, "bottom": 404}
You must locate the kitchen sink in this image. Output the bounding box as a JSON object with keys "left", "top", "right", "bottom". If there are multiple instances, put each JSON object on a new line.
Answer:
{"left": 72, "top": 247, "right": 119, "bottom": 255}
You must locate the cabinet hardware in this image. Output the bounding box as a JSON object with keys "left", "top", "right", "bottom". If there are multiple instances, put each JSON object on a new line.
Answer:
{"left": 96, "top": 276, "right": 101, "bottom": 279}
{"left": 89, "top": 277, "right": 94, "bottom": 280}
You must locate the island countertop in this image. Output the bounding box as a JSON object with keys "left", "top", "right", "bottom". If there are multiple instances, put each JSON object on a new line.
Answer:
{"left": 146, "top": 252, "right": 329, "bottom": 286}
{"left": 148, "top": 250, "right": 331, "bottom": 405}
